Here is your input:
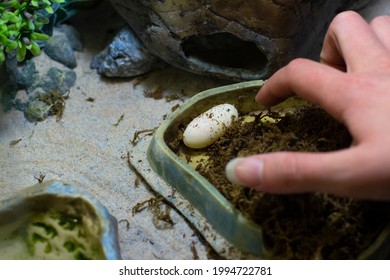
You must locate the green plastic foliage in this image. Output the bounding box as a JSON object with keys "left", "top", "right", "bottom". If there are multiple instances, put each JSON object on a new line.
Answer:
{"left": 0, "top": 0, "right": 65, "bottom": 63}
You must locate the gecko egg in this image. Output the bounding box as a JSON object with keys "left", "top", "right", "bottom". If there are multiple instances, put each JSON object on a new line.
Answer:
{"left": 183, "top": 103, "right": 239, "bottom": 149}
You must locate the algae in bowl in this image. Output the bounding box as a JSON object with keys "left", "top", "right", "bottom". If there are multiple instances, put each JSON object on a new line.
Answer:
{"left": 0, "top": 181, "right": 121, "bottom": 260}
{"left": 147, "top": 80, "right": 390, "bottom": 259}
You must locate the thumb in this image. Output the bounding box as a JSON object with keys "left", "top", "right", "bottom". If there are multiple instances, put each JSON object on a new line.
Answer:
{"left": 225, "top": 149, "right": 370, "bottom": 197}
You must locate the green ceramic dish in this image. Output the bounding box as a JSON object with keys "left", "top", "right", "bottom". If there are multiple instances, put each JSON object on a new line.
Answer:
{"left": 0, "top": 180, "right": 121, "bottom": 260}
{"left": 147, "top": 80, "right": 390, "bottom": 259}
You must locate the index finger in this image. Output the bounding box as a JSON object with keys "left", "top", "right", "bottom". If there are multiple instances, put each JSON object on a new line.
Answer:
{"left": 256, "top": 58, "right": 349, "bottom": 122}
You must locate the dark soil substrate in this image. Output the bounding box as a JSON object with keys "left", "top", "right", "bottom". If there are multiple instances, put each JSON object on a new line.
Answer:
{"left": 169, "top": 104, "right": 390, "bottom": 259}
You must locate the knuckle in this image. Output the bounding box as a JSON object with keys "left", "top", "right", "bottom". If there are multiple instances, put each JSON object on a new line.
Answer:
{"left": 331, "top": 11, "right": 360, "bottom": 28}
{"left": 279, "top": 156, "right": 303, "bottom": 186}
{"left": 370, "top": 15, "right": 390, "bottom": 27}
{"left": 284, "top": 58, "right": 308, "bottom": 76}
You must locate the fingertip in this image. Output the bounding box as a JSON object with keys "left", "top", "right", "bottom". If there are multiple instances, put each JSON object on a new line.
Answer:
{"left": 225, "top": 157, "right": 264, "bottom": 188}
{"left": 225, "top": 158, "right": 244, "bottom": 185}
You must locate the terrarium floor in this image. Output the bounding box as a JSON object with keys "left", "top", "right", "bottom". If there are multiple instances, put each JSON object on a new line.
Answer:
{"left": 0, "top": 0, "right": 389, "bottom": 260}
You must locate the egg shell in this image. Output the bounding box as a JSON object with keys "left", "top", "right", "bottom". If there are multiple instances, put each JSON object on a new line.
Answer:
{"left": 183, "top": 103, "right": 239, "bottom": 149}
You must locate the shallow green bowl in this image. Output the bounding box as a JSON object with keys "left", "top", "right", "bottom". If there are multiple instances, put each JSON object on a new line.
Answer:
{"left": 147, "top": 80, "right": 390, "bottom": 259}
{"left": 0, "top": 180, "right": 121, "bottom": 260}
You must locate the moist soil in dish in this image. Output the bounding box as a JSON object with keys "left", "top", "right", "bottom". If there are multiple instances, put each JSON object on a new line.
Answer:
{"left": 169, "top": 104, "right": 390, "bottom": 259}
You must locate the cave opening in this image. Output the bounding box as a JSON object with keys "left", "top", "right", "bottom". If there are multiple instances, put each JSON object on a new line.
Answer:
{"left": 182, "top": 32, "right": 268, "bottom": 71}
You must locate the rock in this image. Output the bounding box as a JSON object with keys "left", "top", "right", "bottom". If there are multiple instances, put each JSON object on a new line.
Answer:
{"left": 24, "top": 99, "right": 52, "bottom": 122}
{"left": 0, "top": 52, "right": 19, "bottom": 110}
{"left": 44, "top": 33, "right": 77, "bottom": 69}
{"left": 57, "top": 24, "right": 83, "bottom": 52}
{"left": 19, "top": 60, "right": 41, "bottom": 93}
{"left": 44, "top": 67, "right": 77, "bottom": 94}
{"left": 16, "top": 66, "right": 77, "bottom": 122}
{"left": 107, "top": 0, "right": 372, "bottom": 81}
{"left": 91, "top": 25, "right": 162, "bottom": 77}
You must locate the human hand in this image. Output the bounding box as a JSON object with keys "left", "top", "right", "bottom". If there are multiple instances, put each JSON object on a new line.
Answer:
{"left": 225, "top": 11, "right": 390, "bottom": 200}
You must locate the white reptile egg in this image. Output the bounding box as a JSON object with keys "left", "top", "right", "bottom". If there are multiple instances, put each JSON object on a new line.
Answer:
{"left": 183, "top": 103, "right": 239, "bottom": 149}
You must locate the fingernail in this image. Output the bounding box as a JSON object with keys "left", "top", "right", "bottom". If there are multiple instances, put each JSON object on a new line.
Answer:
{"left": 225, "top": 157, "right": 264, "bottom": 187}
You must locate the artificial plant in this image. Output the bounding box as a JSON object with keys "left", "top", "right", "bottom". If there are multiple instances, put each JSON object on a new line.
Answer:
{"left": 0, "top": 0, "right": 65, "bottom": 63}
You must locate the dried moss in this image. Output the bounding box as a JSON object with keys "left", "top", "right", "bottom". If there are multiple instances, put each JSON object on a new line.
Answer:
{"left": 171, "top": 104, "right": 390, "bottom": 259}
{"left": 130, "top": 128, "right": 158, "bottom": 146}
{"left": 132, "top": 195, "right": 175, "bottom": 230}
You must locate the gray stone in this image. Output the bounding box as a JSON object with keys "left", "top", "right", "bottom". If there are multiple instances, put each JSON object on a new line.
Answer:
{"left": 57, "top": 24, "right": 83, "bottom": 52}
{"left": 0, "top": 52, "right": 19, "bottom": 110}
{"left": 44, "top": 33, "right": 77, "bottom": 69}
{"left": 91, "top": 25, "right": 162, "bottom": 77}
{"left": 19, "top": 60, "right": 41, "bottom": 93}
{"left": 1, "top": 53, "right": 76, "bottom": 119}
{"left": 11, "top": 66, "right": 77, "bottom": 122}
{"left": 44, "top": 67, "right": 77, "bottom": 94}
{"left": 24, "top": 99, "right": 52, "bottom": 122}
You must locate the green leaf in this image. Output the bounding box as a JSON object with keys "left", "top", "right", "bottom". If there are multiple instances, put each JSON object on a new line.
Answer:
{"left": 7, "top": 12, "right": 20, "bottom": 24}
{"left": 30, "top": 32, "right": 49, "bottom": 40}
{"left": 4, "top": 39, "right": 18, "bottom": 49}
{"left": 0, "top": 34, "right": 8, "bottom": 44}
{"left": 16, "top": 44, "right": 26, "bottom": 62}
{"left": 0, "top": 49, "right": 5, "bottom": 63}
{"left": 19, "top": 2, "right": 27, "bottom": 9}
{"left": 27, "top": 20, "right": 35, "bottom": 30}
{"left": 31, "top": 0, "right": 39, "bottom": 7}
{"left": 35, "top": 13, "right": 49, "bottom": 24}
{"left": 41, "top": 0, "right": 52, "bottom": 8}
{"left": 35, "top": 22, "right": 44, "bottom": 28}
{"left": 2, "top": 12, "right": 10, "bottom": 22}
{"left": 30, "top": 40, "right": 41, "bottom": 56}
{"left": 0, "top": 36, "right": 18, "bottom": 50}
{"left": 16, "top": 19, "right": 22, "bottom": 27}
{"left": 7, "top": 23, "right": 18, "bottom": 31}
{"left": 44, "top": 5, "right": 54, "bottom": 14}
{"left": 8, "top": 30, "right": 19, "bottom": 37}
{"left": 1, "top": 0, "right": 20, "bottom": 9}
